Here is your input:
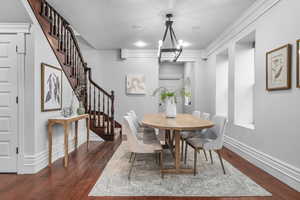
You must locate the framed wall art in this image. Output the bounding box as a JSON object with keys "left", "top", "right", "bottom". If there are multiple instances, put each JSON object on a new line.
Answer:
{"left": 266, "top": 44, "right": 291, "bottom": 91}
{"left": 41, "top": 63, "right": 63, "bottom": 112}
{"left": 126, "top": 74, "right": 146, "bottom": 94}
{"left": 297, "top": 40, "right": 300, "bottom": 88}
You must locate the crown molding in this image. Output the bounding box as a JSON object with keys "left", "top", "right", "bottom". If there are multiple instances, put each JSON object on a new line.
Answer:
{"left": 205, "top": 0, "right": 282, "bottom": 56}
{"left": 0, "top": 23, "right": 31, "bottom": 33}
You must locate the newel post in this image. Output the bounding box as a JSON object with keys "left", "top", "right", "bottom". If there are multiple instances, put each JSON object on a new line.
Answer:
{"left": 111, "top": 90, "right": 115, "bottom": 135}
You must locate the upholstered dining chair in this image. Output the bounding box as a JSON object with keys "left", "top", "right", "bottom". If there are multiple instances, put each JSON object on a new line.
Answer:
{"left": 127, "top": 111, "right": 157, "bottom": 143}
{"left": 180, "top": 111, "right": 207, "bottom": 163}
{"left": 128, "top": 110, "right": 155, "bottom": 132}
{"left": 123, "top": 115, "right": 163, "bottom": 179}
{"left": 186, "top": 115, "right": 228, "bottom": 175}
{"left": 183, "top": 112, "right": 211, "bottom": 164}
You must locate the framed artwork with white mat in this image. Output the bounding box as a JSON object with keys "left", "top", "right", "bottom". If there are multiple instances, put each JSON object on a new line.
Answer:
{"left": 266, "top": 44, "right": 291, "bottom": 91}
{"left": 41, "top": 63, "right": 62, "bottom": 112}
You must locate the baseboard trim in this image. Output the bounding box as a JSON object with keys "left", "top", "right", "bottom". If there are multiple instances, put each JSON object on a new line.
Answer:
{"left": 224, "top": 135, "right": 300, "bottom": 192}
{"left": 21, "top": 133, "right": 104, "bottom": 174}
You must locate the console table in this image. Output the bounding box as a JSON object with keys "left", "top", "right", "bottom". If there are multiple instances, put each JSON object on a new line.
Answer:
{"left": 48, "top": 114, "right": 90, "bottom": 167}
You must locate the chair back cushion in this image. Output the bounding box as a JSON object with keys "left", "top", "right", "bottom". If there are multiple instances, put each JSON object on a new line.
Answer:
{"left": 192, "top": 110, "right": 201, "bottom": 119}
{"left": 203, "top": 115, "right": 228, "bottom": 150}
{"left": 123, "top": 116, "right": 141, "bottom": 152}
{"left": 128, "top": 111, "right": 140, "bottom": 129}
{"left": 201, "top": 112, "right": 211, "bottom": 120}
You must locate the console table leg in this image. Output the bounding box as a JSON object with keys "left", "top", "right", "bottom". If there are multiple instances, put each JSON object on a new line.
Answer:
{"left": 75, "top": 121, "right": 78, "bottom": 148}
{"left": 86, "top": 117, "right": 90, "bottom": 149}
{"left": 64, "top": 123, "right": 69, "bottom": 167}
{"left": 48, "top": 123, "right": 53, "bottom": 167}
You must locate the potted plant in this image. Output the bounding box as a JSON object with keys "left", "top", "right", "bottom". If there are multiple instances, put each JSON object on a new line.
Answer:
{"left": 152, "top": 87, "right": 192, "bottom": 118}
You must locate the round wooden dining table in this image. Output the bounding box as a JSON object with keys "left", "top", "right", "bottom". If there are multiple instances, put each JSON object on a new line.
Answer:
{"left": 141, "top": 113, "right": 214, "bottom": 175}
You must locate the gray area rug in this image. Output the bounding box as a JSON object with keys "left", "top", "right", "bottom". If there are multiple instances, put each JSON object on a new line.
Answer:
{"left": 89, "top": 142, "right": 271, "bottom": 197}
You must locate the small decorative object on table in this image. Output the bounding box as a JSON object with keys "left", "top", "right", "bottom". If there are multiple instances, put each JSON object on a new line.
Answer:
{"left": 61, "top": 107, "right": 73, "bottom": 117}
{"left": 152, "top": 87, "right": 191, "bottom": 118}
{"left": 61, "top": 85, "right": 86, "bottom": 118}
{"left": 73, "top": 85, "right": 86, "bottom": 115}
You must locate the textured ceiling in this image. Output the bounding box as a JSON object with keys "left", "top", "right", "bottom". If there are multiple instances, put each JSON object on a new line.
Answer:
{"left": 49, "top": 0, "right": 256, "bottom": 49}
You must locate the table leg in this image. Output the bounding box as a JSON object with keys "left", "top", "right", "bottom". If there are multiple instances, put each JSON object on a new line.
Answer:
{"left": 175, "top": 130, "right": 181, "bottom": 170}
{"left": 86, "top": 117, "right": 90, "bottom": 149}
{"left": 75, "top": 121, "right": 78, "bottom": 149}
{"left": 48, "top": 122, "right": 53, "bottom": 167}
{"left": 161, "top": 130, "right": 194, "bottom": 175}
{"left": 64, "top": 123, "right": 69, "bottom": 168}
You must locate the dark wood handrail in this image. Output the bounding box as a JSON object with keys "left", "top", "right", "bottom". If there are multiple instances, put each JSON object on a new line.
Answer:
{"left": 85, "top": 68, "right": 112, "bottom": 97}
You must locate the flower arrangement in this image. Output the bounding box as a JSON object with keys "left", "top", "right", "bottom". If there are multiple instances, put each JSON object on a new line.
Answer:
{"left": 152, "top": 87, "right": 191, "bottom": 103}
{"left": 152, "top": 87, "right": 191, "bottom": 118}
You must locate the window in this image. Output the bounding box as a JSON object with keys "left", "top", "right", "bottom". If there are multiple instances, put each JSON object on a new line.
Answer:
{"left": 234, "top": 32, "right": 255, "bottom": 129}
{"left": 216, "top": 49, "right": 229, "bottom": 118}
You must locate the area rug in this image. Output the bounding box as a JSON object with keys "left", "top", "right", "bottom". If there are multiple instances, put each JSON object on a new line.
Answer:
{"left": 89, "top": 142, "right": 271, "bottom": 197}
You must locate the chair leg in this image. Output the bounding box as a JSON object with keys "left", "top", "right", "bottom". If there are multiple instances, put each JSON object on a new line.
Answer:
{"left": 160, "top": 150, "right": 164, "bottom": 179}
{"left": 216, "top": 150, "right": 226, "bottom": 174}
{"left": 129, "top": 152, "right": 133, "bottom": 163}
{"left": 194, "top": 149, "right": 197, "bottom": 176}
{"left": 128, "top": 153, "right": 136, "bottom": 180}
{"left": 209, "top": 150, "right": 213, "bottom": 164}
{"left": 181, "top": 138, "right": 184, "bottom": 161}
{"left": 202, "top": 149, "right": 208, "bottom": 161}
{"left": 184, "top": 140, "right": 188, "bottom": 165}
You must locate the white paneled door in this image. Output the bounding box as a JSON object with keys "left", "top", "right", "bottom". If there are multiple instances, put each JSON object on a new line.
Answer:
{"left": 0, "top": 35, "right": 18, "bottom": 173}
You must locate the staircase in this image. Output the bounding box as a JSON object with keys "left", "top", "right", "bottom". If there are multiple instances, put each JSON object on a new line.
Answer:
{"left": 27, "top": 0, "right": 121, "bottom": 141}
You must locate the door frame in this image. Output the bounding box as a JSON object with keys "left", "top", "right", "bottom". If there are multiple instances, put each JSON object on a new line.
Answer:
{"left": 0, "top": 23, "right": 31, "bottom": 173}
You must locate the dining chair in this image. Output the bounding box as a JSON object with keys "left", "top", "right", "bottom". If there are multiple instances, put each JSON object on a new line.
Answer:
{"left": 180, "top": 111, "right": 208, "bottom": 163}
{"left": 127, "top": 111, "right": 157, "bottom": 143}
{"left": 183, "top": 112, "right": 211, "bottom": 163}
{"left": 123, "top": 115, "right": 164, "bottom": 179}
{"left": 186, "top": 115, "right": 228, "bottom": 175}
{"left": 128, "top": 110, "right": 155, "bottom": 132}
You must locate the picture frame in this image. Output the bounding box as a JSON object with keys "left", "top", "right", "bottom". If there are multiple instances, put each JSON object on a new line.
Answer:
{"left": 41, "top": 63, "right": 63, "bottom": 112}
{"left": 266, "top": 44, "right": 291, "bottom": 91}
{"left": 297, "top": 40, "right": 300, "bottom": 88}
{"left": 126, "top": 74, "right": 146, "bottom": 94}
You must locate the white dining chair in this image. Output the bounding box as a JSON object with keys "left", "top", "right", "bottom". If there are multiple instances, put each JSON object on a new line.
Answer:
{"left": 186, "top": 115, "right": 228, "bottom": 175}
{"left": 127, "top": 111, "right": 157, "bottom": 143}
{"left": 128, "top": 110, "right": 154, "bottom": 132}
{"left": 123, "top": 115, "right": 164, "bottom": 179}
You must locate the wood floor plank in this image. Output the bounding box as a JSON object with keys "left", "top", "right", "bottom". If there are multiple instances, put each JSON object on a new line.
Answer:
{"left": 0, "top": 137, "right": 299, "bottom": 200}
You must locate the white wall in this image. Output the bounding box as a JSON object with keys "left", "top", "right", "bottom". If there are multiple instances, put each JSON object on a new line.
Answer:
{"left": 81, "top": 49, "right": 159, "bottom": 122}
{"left": 204, "top": 0, "right": 300, "bottom": 191}
{"left": 159, "top": 62, "right": 184, "bottom": 78}
{"left": 216, "top": 53, "right": 229, "bottom": 117}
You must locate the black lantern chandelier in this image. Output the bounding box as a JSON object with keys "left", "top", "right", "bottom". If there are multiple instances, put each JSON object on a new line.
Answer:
{"left": 158, "top": 14, "right": 183, "bottom": 63}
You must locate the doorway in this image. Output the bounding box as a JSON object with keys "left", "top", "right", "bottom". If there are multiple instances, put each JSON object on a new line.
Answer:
{"left": 0, "top": 34, "right": 19, "bottom": 173}
{"left": 158, "top": 62, "right": 184, "bottom": 113}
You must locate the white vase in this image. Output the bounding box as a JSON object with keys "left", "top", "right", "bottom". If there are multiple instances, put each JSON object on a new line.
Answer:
{"left": 165, "top": 97, "right": 177, "bottom": 118}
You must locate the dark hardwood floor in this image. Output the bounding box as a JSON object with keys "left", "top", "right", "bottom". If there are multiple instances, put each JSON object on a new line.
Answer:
{"left": 0, "top": 137, "right": 299, "bottom": 200}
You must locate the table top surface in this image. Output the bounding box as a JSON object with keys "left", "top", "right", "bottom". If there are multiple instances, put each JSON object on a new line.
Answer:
{"left": 48, "top": 114, "right": 89, "bottom": 123}
{"left": 141, "top": 113, "right": 214, "bottom": 131}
